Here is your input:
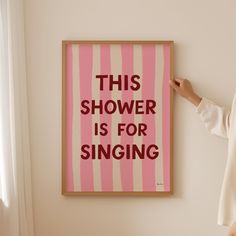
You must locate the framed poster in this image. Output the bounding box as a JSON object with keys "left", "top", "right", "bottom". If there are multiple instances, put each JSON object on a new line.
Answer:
{"left": 62, "top": 40, "right": 173, "bottom": 195}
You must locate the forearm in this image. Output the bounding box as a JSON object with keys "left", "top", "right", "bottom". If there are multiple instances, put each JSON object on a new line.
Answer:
{"left": 187, "top": 93, "right": 202, "bottom": 107}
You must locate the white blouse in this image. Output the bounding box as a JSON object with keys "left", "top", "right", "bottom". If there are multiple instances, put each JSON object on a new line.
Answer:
{"left": 196, "top": 94, "right": 236, "bottom": 226}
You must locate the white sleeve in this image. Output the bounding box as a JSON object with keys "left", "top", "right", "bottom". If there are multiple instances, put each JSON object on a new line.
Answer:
{"left": 195, "top": 97, "right": 231, "bottom": 139}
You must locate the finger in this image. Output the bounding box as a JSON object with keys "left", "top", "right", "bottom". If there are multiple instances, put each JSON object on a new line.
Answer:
{"left": 169, "top": 80, "right": 180, "bottom": 91}
{"left": 169, "top": 79, "right": 178, "bottom": 88}
{"left": 174, "top": 78, "right": 185, "bottom": 83}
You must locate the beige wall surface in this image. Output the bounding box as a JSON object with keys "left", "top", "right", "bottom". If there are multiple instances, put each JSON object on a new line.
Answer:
{"left": 23, "top": 0, "right": 236, "bottom": 235}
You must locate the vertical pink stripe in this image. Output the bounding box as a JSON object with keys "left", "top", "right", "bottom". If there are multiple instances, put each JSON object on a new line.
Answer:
{"left": 79, "top": 44, "right": 94, "bottom": 191}
{"left": 100, "top": 45, "right": 113, "bottom": 191}
{"left": 162, "top": 44, "right": 171, "bottom": 191}
{"left": 142, "top": 45, "right": 156, "bottom": 191}
{"left": 66, "top": 44, "right": 74, "bottom": 191}
{"left": 120, "top": 45, "right": 134, "bottom": 191}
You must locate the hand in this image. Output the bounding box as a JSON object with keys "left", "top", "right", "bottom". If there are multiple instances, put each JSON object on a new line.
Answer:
{"left": 229, "top": 221, "right": 236, "bottom": 236}
{"left": 169, "top": 77, "right": 202, "bottom": 107}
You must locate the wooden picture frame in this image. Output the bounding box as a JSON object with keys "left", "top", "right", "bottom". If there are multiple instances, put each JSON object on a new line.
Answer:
{"left": 62, "top": 40, "right": 174, "bottom": 196}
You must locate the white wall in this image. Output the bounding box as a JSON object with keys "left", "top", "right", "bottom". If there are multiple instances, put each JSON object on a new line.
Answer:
{"left": 23, "top": 0, "right": 236, "bottom": 235}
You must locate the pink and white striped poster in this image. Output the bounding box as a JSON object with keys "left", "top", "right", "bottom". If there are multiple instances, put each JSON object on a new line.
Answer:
{"left": 62, "top": 41, "right": 173, "bottom": 195}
